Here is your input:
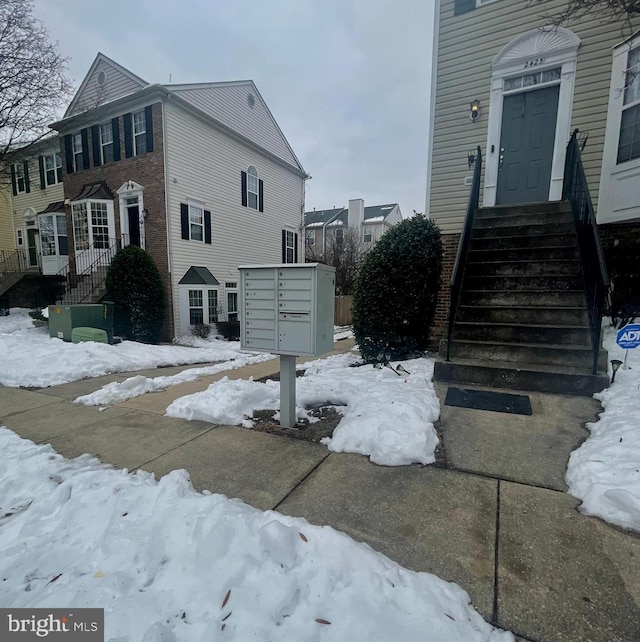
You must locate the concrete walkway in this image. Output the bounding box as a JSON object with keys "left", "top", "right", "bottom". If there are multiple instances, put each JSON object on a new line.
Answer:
{"left": 1, "top": 343, "right": 639, "bottom": 642}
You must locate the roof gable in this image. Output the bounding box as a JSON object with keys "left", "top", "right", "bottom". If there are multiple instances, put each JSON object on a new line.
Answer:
{"left": 304, "top": 207, "right": 345, "bottom": 226}
{"left": 65, "top": 53, "right": 148, "bottom": 118}
{"left": 364, "top": 204, "right": 398, "bottom": 221}
{"left": 167, "top": 81, "right": 304, "bottom": 171}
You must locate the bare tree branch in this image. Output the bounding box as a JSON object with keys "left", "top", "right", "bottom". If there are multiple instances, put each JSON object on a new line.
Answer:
{"left": 533, "top": 0, "right": 640, "bottom": 30}
{"left": 0, "top": 0, "right": 72, "bottom": 174}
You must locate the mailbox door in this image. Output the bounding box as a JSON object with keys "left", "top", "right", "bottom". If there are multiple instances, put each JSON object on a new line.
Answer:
{"left": 278, "top": 312, "right": 312, "bottom": 353}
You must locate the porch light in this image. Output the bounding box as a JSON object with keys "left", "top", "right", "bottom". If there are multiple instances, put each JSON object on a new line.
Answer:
{"left": 610, "top": 359, "right": 623, "bottom": 383}
{"left": 142, "top": 208, "right": 149, "bottom": 219}
{"left": 470, "top": 99, "right": 480, "bottom": 123}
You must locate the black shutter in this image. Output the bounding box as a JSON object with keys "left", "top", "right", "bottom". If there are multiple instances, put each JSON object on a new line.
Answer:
{"left": 204, "top": 210, "right": 211, "bottom": 244}
{"left": 64, "top": 134, "right": 74, "bottom": 173}
{"left": 281, "top": 230, "right": 286, "bottom": 263}
{"left": 145, "top": 105, "right": 154, "bottom": 153}
{"left": 258, "top": 179, "right": 264, "bottom": 212}
{"left": 454, "top": 0, "right": 475, "bottom": 15}
{"left": 112, "top": 117, "right": 121, "bottom": 161}
{"left": 123, "top": 113, "right": 133, "bottom": 158}
{"left": 241, "top": 171, "right": 247, "bottom": 207}
{"left": 180, "top": 203, "right": 189, "bottom": 240}
{"left": 91, "top": 125, "right": 101, "bottom": 167}
{"left": 38, "top": 156, "right": 45, "bottom": 190}
{"left": 10, "top": 164, "right": 17, "bottom": 196}
{"left": 23, "top": 160, "right": 30, "bottom": 193}
{"left": 80, "top": 129, "right": 89, "bottom": 169}
{"left": 294, "top": 233, "right": 298, "bottom": 263}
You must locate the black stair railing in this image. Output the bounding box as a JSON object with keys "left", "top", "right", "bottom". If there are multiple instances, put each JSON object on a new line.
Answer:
{"left": 562, "top": 129, "right": 609, "bottom": 375}
{"left": 0, "top": 249, "right": 28, "bottom": 286}
{"left": 53, "top": 237, "right": 122, "bottom": 305}
{"left": 446, "top": 146, "right": 482, "bottom": 361}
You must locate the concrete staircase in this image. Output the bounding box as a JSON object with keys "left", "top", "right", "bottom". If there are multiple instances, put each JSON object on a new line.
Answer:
{"left": 435, "top": 202, "right": 609, "bottom": 396}
{"left": 60, "top": 266, "right": 108, "bottom": 305}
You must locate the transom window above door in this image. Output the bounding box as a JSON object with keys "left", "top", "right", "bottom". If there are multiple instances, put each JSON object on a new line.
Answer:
{"left": 504, "top": 67, "right": 561, "bottom": 92}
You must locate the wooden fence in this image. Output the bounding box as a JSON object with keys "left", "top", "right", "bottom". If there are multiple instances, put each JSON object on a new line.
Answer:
{"left": 334, "top": 295, "right": 353, "bottom": 326}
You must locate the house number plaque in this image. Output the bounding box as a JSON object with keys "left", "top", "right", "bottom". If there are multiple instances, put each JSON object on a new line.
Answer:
{"left": 524, "top": 58, "right": 545, "bottom": 68}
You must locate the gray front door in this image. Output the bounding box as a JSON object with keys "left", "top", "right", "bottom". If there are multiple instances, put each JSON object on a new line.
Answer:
{"left": 496, "top": 85, "right": 559, "bottom": 205}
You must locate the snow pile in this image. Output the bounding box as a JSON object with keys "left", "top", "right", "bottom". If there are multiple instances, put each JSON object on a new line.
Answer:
{"left": 333, "top": 325, "right": 354, "bottom": 341}
{"left": 75, "top": 353, "right": 275, "bottom": 406}
{"left": 0, "top": 428, "right": 511, "bottom": 642}
{"left": 566, "top": 325, "right": 640, "bottom": 532}
{"left": 0, "top": 312, "right": 262, "bottom": 388}
{"left": 0, "top": 307, "right": 36, "bottom": 334}
{"left": 168, "top": 354, "right": 440, "bottom": 466}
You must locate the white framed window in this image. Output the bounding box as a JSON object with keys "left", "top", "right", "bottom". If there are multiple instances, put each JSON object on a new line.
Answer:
{"left": 208, "top": 290, "right": 219, "bottom": 323}
{"left": 72, "top": 133, "right": 84, "bottom": 171}
{"left": 618, "top": 46, "right": 640, "bottom": 164}
{"left": 43, "top": 152, "right": 62, "bottom": 186}
{"left": 335, "top": 227, "right": 344, "bottom": 244}
{"left": 133, "top": 110, "right": 147, "bottom": 156}
{"left": 285, "top": 230, "right": 295, "bottom": 263}
{"left": 306, "top": 229, "right": 315, "bottom": 246}
{"left": 225, "top": 281, "right": 237, "bottom": 289}
{"left": 189, "top": 203, "right": 203, "bottom": 242}
{"left": 227, "top": 290, "right": 238, "bottom": 321}
{"left": 100, "top": 123, "right": 114, "bottom": 164}
{"left": 503, "top": 67, "right": 562, "bottom": 92}
{"left": 71, "top": 200, "right": 113, "bottom": 250}
{"left": 363, "top": 226, "right": 372, "bottom": 243}
{"left": 188, "top": 289, "right": 204, "bottom": 325}
{"left": 247, "top": 165, "right": 258, "bottom": 209}
{"left": 16, "top": 229, "right": 23, "bottom": 247}
{"left": 13, "top": 163, "right": 26, "bottom": 193}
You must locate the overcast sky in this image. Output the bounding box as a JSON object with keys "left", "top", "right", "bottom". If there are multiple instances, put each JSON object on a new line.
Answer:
{"left": 33, "top": 0, "right": 435, "bottom": 217}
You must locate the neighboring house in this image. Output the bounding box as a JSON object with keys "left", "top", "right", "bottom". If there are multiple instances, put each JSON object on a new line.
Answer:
{"left": 6, "top": 137, "right": 67, "bottom": 274}
{"left": 304, "top": 199, "right": 402, "bottom": 259}
{"left": 0, "top": 137, "right": 66, "bottom": 299}
{"left": 44, "top": 52, "right": 307, "bottom": 338}
{"left": 427, "top": 0, "right": 638, "bottom": 392}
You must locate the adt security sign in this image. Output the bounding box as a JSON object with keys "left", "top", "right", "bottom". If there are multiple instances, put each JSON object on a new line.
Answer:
{"left": 616, "top": 324, "right": 640, "bottom": 350}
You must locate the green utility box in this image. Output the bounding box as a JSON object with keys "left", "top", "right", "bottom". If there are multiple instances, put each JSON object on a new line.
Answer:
{"left": 48, "top": 302, "right": 114, "bottom": 343}
{"left": 71, "top": 327, "right": 108, "bottom": 344}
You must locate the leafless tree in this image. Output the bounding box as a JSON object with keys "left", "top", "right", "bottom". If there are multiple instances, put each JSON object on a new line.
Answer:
{"left": 324, "top": 227, "right": 368, "bottom": 296}
{"left": 534, "top": 0, "right": 640, "bottom": 27}
{"left": 0, "top": 0, "right": 72, "bottom": 166}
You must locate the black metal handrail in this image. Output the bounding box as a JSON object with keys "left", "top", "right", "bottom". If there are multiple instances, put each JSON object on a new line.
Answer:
{"left": 562, "top": 129, "right": 609, "bottom": 374}
{"left": 0, "top": 249, "right": 28, "bottom": 286}
{"left": 446, "top": 146, "right": 482, "bottom": 361}
{"left": 54, "top": 236, "right": 123, "bottom": 305}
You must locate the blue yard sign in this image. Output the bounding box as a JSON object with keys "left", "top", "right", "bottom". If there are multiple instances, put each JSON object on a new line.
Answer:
{"left": 616, "top": 324, "right": 640, "bottom": 350}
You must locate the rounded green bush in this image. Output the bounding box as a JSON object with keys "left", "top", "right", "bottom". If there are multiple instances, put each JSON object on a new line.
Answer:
{"left": 352, "top": 214, "right": 443, "bottom": 362}
{"left": 105, "top": 245, "right": 166, "bottom": 344}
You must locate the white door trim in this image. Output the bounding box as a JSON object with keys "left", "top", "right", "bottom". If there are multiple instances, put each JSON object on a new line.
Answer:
{"left": 484, "top": 27, "right": 581, "bottom": 207}
{"left": 116, "top": 181, "right": 145, "bottom": 249}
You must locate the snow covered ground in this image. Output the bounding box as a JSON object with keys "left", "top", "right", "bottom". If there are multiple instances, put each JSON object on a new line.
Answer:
{"left": 0, "top": 309, "right": 268, "bottom": 388}
{"left": 166, "top": 353, "right": 440, "bottom": 466}
{"left": 566, "top": 324, "right": 640, "bottom": 532}
{"left": 0, "top": 428, "right": 511, "bottom": 642}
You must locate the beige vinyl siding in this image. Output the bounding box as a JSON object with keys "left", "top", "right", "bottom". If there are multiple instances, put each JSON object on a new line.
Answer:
{"left": 0, "top": 187, "right": 13, "bottom": 251}
{"left": 430, "top": 0, "right": 637, "bottom": 234}
{"left": 164, "top": 101, "right": 304, "bottom": 334}
{"left": 67, "top": 59, "right": 145, "bottom": 117}
{"left": 170, "top": 84, "right": 301, "bottom": 169}
{"left": 10, "top": 152, "right": 64, "bottom": 236}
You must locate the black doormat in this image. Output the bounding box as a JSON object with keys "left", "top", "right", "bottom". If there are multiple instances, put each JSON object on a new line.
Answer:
{"left": 445, "top": 387, "right": 532, "bottom": 415}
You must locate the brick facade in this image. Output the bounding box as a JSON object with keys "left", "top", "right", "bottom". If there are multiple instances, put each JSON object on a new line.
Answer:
{"left": 430, "top": 232, "right": 460, "bottom": 351}
{"left": 61, "top": 102, "right": 174, "bottom": 339}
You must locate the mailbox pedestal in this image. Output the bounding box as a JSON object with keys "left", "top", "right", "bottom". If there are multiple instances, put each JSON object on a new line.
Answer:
{"left": 239, "top": 263, "right": 336, "bottom": 428}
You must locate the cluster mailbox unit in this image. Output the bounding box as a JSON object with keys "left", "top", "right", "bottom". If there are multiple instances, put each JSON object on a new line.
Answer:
{"left": 239, "top": 263, "right": 336, "bottom": 427}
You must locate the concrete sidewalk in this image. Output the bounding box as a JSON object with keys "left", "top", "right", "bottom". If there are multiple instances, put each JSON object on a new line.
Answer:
{"left": 1, "top": 343, "right": 639, "bottom": 642}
